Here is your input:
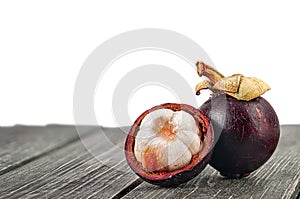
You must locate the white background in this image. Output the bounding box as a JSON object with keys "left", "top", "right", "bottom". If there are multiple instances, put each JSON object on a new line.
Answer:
{"left": 1, "top": 1, "right": 299, "bottom": 126}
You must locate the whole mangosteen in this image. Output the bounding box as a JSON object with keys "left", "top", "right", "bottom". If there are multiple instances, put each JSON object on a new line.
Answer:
{"left": 195, "top": 61, "right": 280, "bottom": 178}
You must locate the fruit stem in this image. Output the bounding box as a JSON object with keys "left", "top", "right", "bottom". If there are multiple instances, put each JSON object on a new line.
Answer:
{"left": 196, "top": 61, "right": 224, "bottom": 84}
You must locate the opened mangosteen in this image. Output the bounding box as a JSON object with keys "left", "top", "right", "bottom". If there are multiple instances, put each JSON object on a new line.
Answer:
{"left": 195, "top": 61, "right": 280, "bottom": 178}
{"left": 124, "top": 103, "right": 215, "bottom": 186}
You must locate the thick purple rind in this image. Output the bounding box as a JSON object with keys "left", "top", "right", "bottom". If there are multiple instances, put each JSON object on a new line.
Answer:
{"left": 200, "top": 94, "right": 280, "bottom": 178}
{"left": 124, "top": 103, "right": 215, "bottom": 187}
{"left": 140, "top": 150, "right": 213, "bottom": 187}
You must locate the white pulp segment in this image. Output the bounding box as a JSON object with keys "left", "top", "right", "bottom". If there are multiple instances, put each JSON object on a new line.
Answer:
{"left": 176, "top": 130, "right": 201, "bottom": 155}
{"left": 140, "top": 109, "right": 174, "bottom": 130}
{"left": 141, "top": 136, "right": 168, "bottom": 171}
{"left": 174, "top": 111, "right": 200, "bottom": 133}
{"left": 167, "top": 138, "right": 192, "bottom": 171}
{"left": 134, "top": 109, "right": 201, "bottom": 171}
{"left": 134, "top": 129, "right": 156, "bottom": 162}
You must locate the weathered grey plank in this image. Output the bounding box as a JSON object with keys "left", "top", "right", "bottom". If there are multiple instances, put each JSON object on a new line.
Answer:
{"left": 122, "top": 125, "right": 300, "bottom": 199}
{"left": 0, "top": 126, "right": 140, "bottom": 199}
{"left": 0, "top": 125, "right": 299, "bottom": 198}
{"left": 0, "top": 124, "right": 96, "bottom": 176}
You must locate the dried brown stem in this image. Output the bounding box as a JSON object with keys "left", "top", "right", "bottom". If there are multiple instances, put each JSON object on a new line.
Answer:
{"left": 196, "top": 61, "right": 224, "bottom": 84}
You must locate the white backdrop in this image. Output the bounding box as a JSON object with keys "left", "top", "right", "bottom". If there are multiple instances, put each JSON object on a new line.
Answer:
{"left": 1, "top": 1, "right": 299, "bottom": 126}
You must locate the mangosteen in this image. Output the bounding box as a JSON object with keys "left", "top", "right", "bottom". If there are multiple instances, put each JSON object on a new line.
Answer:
{"left": 195, "top": 61, "right": 280, "bottom": 178}
{"left": 124, "top": 103, "right": 215, "bottom": 186}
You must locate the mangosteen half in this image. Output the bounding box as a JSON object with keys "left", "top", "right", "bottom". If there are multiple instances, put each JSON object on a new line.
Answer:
{"left": 124, "top": 103, "right": 215, "bottom": 186}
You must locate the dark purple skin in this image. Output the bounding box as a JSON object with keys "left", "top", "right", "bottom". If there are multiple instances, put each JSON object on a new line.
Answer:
{"left": 200, "top": 94, "right": 280, "bottom": 178}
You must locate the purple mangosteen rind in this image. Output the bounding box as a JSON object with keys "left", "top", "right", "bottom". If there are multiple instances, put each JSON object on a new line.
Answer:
{"left": 137, "top": 150, "right": 213, "bottom": 187}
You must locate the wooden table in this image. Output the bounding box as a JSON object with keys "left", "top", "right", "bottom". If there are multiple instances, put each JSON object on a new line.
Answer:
{"left": 0, "top": 125, "right": 299, "bottom": 198}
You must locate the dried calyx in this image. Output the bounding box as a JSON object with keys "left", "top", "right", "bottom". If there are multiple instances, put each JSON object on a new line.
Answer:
{"left": 195, "top": 61, "right": 270, "bottom": 101}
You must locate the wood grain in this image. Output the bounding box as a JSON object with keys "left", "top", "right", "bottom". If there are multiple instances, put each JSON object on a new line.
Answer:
{"left": 122, "top": 125, "right": 300, "bottom": 199}
{"left": 0, "top": 125, "right": 299, "bottom": 198}
{"left": 0, "top": 125, "right": 97, "bottom": 176}
{"left": 0, "top": 126, "right": 141, "bottom": 199}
